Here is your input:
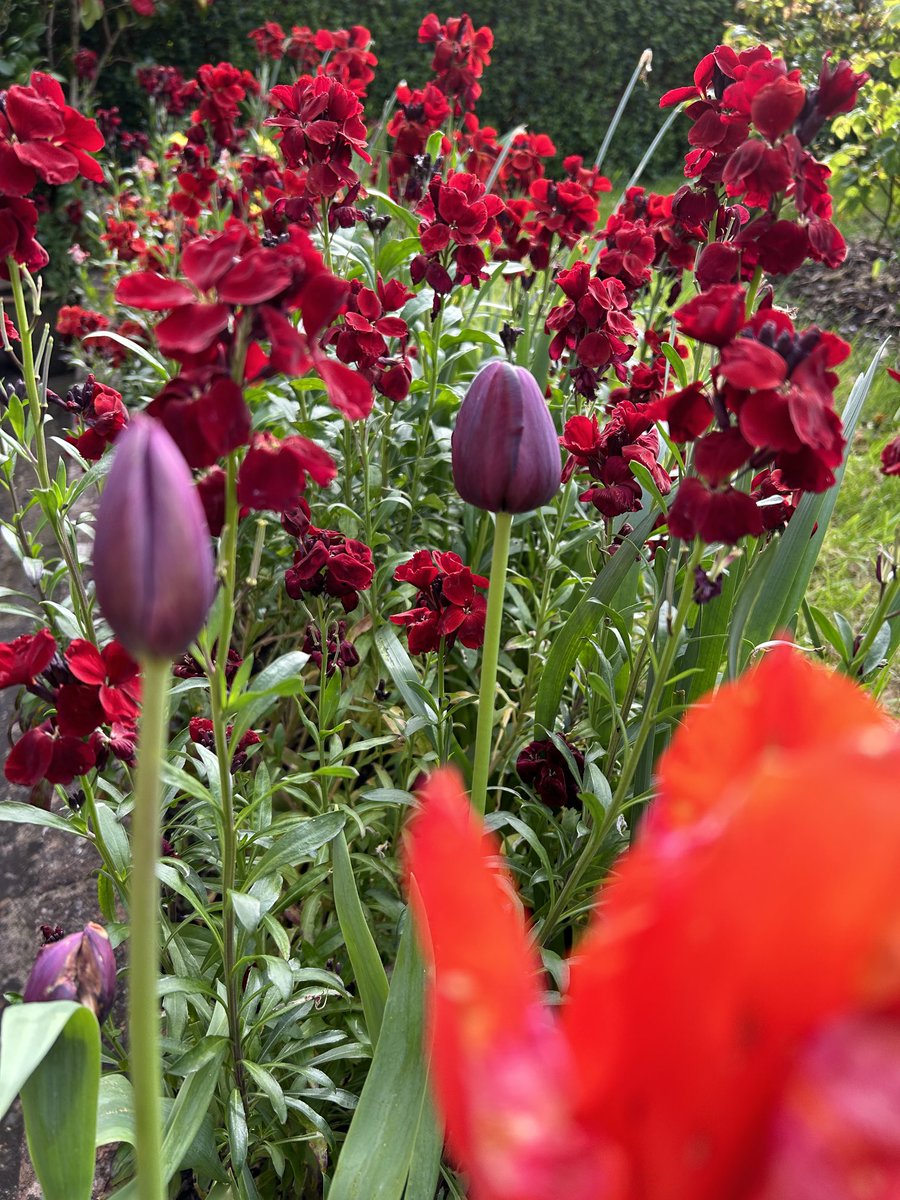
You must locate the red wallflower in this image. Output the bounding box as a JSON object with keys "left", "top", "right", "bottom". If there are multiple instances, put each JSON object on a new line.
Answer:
{"left": 237, "top": 433, "right": 337, "bottom": 513}
{"left": 546, "top": 263, "right": 637, "bottom": 398}
{"left": 405, "top": 647, "right": 900, "bottom": 1200}
{"left": 248, "top": 22, "right": 286, "bottom": 59}
{"left": 283, "top": 510, "right": 374, "bottom": 611}
{"left": 73, "top": 50, "right": 98, "bottom": 80}
{"left": 675, "top": 283, "right": 747, "bottom": 347}
{"left": 668, "top": 476, "right": 764, "bottom": 543}
{"left": 411, "top": 171, "right": 504, "bottom": 313}
{"left": 314, "top": 26, "right": 377, "bottom": 99}
{"left": 516, "top": 737, "right": 585, "bottom": 809}
{"left": 386, "top": 82, "right": 450, "bottom": 198}
{"left": 266, "top": 74, "right": 370, "bottom": 197}
{"left": 391, "top": 549, "right": 488, "bottom": 654}
{"left": 302, "top": 620, "right": 360, "bottom": 675}
{"left": 0, "top": 629, "right": 56, "bottom": 689}
{"left": 148, "top": 368, "right": 250, "bottom": 469}
{"left": 881, "top": 436, "right": 900, "bottom": 479}
{"left": 0, "top": 195, "right": 49, "bottom": 275}
{"left": 418, "top": 12, "right": 493, "bottom": 112}
{"left": 58, "top": 375, "right": 129, "bottom": 461}
{"left": 55, "top": 305, "right": 110, "bottom": 341}
{"left": 188, "top": 717, "right": 260, "bottom": 770}
{"left": 187, "top": 62, "right": 258, "bottom": 149}
{"left": 561, "top": 404, "right": 671, "bottom": 519}
{"left": 6, "top": 724, "right": 96, "bottom": 787}
{"left": 1, "top": 71, "right": 104, "bottom": 190}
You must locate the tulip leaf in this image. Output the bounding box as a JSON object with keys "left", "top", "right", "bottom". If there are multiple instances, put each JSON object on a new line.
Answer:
{"left": 327, "top": 913, "right": 430, "bottom": 1200}
{"left": 0, "top": 801, "right": 83, "bottom": 835}
{"left": 727, "top": 339, "right": 888, "bottom": 676}
{"left": 332, "top": 831, "right": 390, "bottom": 1045}
{"left": 403, "top": 1092, "right": 443, "bottom": 1200}
{"left": 535, "top": 501, "right": 659, "bottom": 732}
{"left": 17, "top": 1003, "right": 100, "bottom": 1200}
{"left": 0, "top": 1001, "right": 89, "bottom": 1121}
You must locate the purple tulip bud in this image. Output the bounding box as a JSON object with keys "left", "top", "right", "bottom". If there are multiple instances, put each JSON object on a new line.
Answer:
{"left": 24, "top": 922, "right": 117, "bottom": 1022}
{"left": 451, "top": 361, "right": 561, "bottom": 513}
{"left": 93, "top": 415, "right": 216, "bottom": 660}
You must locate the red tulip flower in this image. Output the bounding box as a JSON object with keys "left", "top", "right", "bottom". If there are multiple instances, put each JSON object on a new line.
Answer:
{"left": 406, "top": 647, "right": 900, "bottom": 1200}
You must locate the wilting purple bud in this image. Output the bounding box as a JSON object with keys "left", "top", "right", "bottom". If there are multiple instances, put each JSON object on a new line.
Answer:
{"left": 93, "top": 415, "right": 216, "bottom": 660}
{"left": 23, "top": 922, "right": 116, "bottom": 1022}
{"left": 451, "top": 361, "right": 561, "bottom": 513}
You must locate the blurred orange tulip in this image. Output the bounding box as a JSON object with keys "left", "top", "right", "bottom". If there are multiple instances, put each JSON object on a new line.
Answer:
{"left": 405, "top": 646, "right": 900, "bottom": 1200}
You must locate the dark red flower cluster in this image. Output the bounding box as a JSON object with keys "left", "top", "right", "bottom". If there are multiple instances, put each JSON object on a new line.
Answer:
{"left": 135, "top": 66, "right": 190, "bottom": 116}
{"left": 173, "top": 648, "right": 243, "bottom": 684}
{"left": 101, "top": 217, "right": 149, "bottom": 263}
{"left": 386, "top": 83, "right": 451, "bottom": 199}
{"left": 1, "top": 632, "right": 140, "bottom": 789}
{"left": 188, "top": 717, "right": 260, "bottom": 771}
{"left": 497, "top": 131, "right": 557, "bottom": 194}
{"left": 391, "top": 549, "right": 488, "bottom": 654}
{"left": 661, "top": 44, "right": 868, "bottom": 276}
{"left": 561, "top": 404, "right": 672, "bottom": 518}
{"left": 323, "top": 275, "right": 414, "bottom": 402}
{"left": 411, "top": 170, "right": 504, "bottom": 314}
{"left": 545, "top": 261, "right": 638, "bottom": 398}
{"left": 418, "top": 13, "right": 493, "bottom": 114}
{"left": 0, "top": 72, "right": 104, "bottom": 277}
{"left": 313, "top": 26, "right": 378, "bottom": 99}
{"left": 282, "top": 504, "right": 375, "bottom": 612}
{"left": 516, "top": 736, "right": 585, "bottom": 809}
{"left": 56, "top": 305, "right": 109, "bottom": 341}
{"left": 655, "top": 295, "right": 851, "bottom": 543}
{"left": 183, "top": 62, "right": 259, "bottom": 150}
{"left": 266, "top": 74, "right": 370, "bottom": 201}
{"left": 302, "top": 620, "right": 360, "bottom": 675}
{"left": 117, "top": 220, "right": 373, "bottom": 440}
{"left": 237, "top": 433, "right": 337, "bottom": 514}
{"left": 248, "top": 22, "right": 287, "bottom": 59}
{"left": 73, "top": 50, "right": 98, "bottom": 81}
{"left": 882, "top": 436, "right": 900, "bottom": 479}
{"left": 54, "top": 375, "right": 129, "bottom": 461}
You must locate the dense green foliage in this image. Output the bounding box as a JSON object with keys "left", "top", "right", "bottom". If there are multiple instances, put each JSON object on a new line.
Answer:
{"left": 85, "top": 0, "right": 738, "bottom": 172}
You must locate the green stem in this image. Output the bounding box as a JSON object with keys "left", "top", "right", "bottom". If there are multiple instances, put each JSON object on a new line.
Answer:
{"left": 539, "top": 539, "right": 702, "bottom": 943}
{"left": 7, "top": 258, "right": 96, "bottom": 642}
{"left": 470, "top": 510, "right": 513, "bottom": 816}
{"left": 129, "top": 657, "right": 170, "bottom": 1200}
{"left": 210, "top": 450, "right": 247, "bottom": 1101}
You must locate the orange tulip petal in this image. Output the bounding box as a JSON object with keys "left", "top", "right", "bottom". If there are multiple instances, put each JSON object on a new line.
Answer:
{"left": 650, "top": 644, "right": 889, "bottom": 836}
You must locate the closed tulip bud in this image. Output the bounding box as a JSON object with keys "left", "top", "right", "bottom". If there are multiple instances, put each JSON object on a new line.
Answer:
{"left": 451, "top": 361, "right": 561, "bottom": 513}
{"left": 93, "top": 415, "right": 216, "bottom": 660}
{"left": 24, "top": 922, "right": 116, "bottom": 1022}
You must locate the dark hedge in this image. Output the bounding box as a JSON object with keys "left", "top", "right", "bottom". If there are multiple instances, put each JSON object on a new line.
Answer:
{"left": 87, "top": 0, "right": 737, "bottom": 175}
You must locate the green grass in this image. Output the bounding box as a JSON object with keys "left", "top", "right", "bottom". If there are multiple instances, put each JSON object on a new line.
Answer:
{"left": 809, "top": 341, "right": 899, "bottom": 623}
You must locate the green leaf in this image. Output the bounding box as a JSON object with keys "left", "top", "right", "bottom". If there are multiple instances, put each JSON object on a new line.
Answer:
{"left": 332, "top": 832, "right": 390, "bottom": 1045}
{"left": 83, "top": 330, "right": 168, "bottom": 377}
{"left": 375, "top": 625, "right": 438, "bottom": 727}
{"left": 535, "top": 502, "right": 658, "bottom": 732}
{"left": 18, "top": 1004, "right": 100, "bottom": 1200}
{"left": 403, "top": 1092, "right": 443, "bottom": 1200}
{"left": 246, "top": 810, "right": 346, "bottom": 884}
{"left": 660, "top": 341, "right": 689, "bottom": 389}
{"left": 328, "top": 914, "right": 430, "bottom": 1200}
{"left": 0, "top": 802, "right": 83, "bottom": 834}
{"left": 365, "top": 188, "right": 422, "bottom": 236}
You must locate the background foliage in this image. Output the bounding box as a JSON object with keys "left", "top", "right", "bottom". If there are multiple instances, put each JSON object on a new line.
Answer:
{"left": 61, "top": 0, "right": 739, "bottom": 173}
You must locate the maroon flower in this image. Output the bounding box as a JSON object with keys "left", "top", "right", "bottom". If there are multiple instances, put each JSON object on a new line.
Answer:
{"left": 881, "top": 437, "right": 900, "bottom": 479}
{"left": 668, "top": 476, "right": 764, "bottom": 544}
{"left": 188, "top": 717, "right": 260, "bottom": 770}
{"left": 61, "top": 376, "right": 129, "bottom": 461}
{"left": 266, "top": 74, "right": 370, "bottom": 197}
{"left": 418, "top": 12, "right": 493, "bottom": 112}
{"left": 2, "top": 72, "right": 104, "bottom": 188}
{"left": 561, "top": 404, "right": 671, "bottom": 519}
{"left": 5, "top": 722, "right": 97, "bottom": 787}
{"left": 249, "top": 21, "right": 286, "bottom": 59}
{"left": 302, "top": 620, "right": 360, "bottom": 675}
{"left": 237, "top": 433, "right": 336, "bottom": 513}
{"left": 391, "top": 549, "right": 487, "bottom": 654}
{"left": 285, "top": 526, "right": 375, "bottom": 613}
{"left": 0, "top": 629, "right": 57, "bottom": 689}
{"left": 675, "top": 284, "right": 747, "bottom": 347}
{"left": 546, "top": 262, "right": 637, "bottom": 399}
{"left": 516, "top": 737, "right": 585, "bottom": 809}
{"left": 0, "top": 195, "right": 48, "bottom": 276}
{"left": 148, "top": 368, "right": 250, "bottom": 469}
{"left": 644, "top": 383, "right": 713, "bottom": 443}
{"left": 64, "top": 639, "right": 141, "bottom": 725}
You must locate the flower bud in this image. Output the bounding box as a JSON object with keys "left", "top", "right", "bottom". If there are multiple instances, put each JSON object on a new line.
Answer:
{"left": 23, "top": 922, "right": 116, "bottom": 1022}
{"left": 93, "top": 415, "right": 216, "bottom": 660}
{"left": 451, "top": 361, "right": 561, "bottom": 513}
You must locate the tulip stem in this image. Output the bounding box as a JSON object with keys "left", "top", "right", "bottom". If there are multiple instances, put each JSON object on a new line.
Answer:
{"left": 470, "top": 510, "right": 513, "bottom": 816}
{"left": 130, "top": 656, "right": 170, "bottom": 1200}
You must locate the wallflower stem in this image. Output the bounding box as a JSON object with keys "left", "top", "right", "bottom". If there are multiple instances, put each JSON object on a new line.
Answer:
{"left": 130, "top": 656, "right": 171, "bottom": 1200}
{"left": 470, "top": 510, "right": 513, "bottom": 816}
{"left": 539, "top": 539, "right": 702, "bottom": 943}
{"left": 7, "top": 258, "right": 96, "bottom": 642}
